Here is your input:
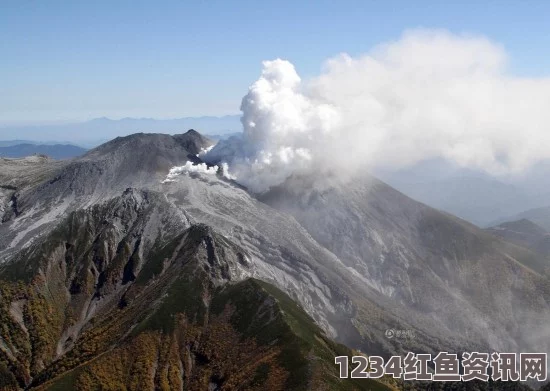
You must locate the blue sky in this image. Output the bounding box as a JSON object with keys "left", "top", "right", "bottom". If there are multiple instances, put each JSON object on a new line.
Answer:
{"left": 1, "top": 0, "right": 549, "bottom": 125}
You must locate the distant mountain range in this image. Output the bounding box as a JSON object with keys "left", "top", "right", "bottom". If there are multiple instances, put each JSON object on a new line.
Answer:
{"left": 383, "top": 175, "right": 534, "bottom": 227}
{"left": 377, "top": 158, "right": 550, "bottom": 227}
{"left": 0, "top": 115, "right": 242, "bottom": 147}
{"left": 494, "top": 206, "right": 550, "bottom": 233}
{"left": 0, "top": 140, "right": 61, "bottom": 147}
{"left": 0, "top": 143, "right": 87, "bottom": 160}
{"left": 486, "top": 219, "right": 550, "bottom": 273}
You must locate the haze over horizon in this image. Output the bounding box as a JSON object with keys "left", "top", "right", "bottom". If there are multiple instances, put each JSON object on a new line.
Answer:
{"left": 3, "top": 1, "right": 550, "bottom": 125}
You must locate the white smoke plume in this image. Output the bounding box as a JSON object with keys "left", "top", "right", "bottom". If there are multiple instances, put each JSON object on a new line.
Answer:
{"left": 205, "top": 29, "right": 550, "bottom": 193}
{"left": 162, "top": 161, "right": 233, "bottom": 183}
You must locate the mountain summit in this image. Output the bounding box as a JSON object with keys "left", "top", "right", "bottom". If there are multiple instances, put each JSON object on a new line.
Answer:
{"left": 0, "top": 131, "right": 549, "bottom": 390}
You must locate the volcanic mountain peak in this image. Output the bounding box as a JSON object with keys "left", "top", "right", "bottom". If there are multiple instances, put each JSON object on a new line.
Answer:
{"left": 1, "top": 130, "right": 550, "bottom": 389}
{"left": 0, "top": 131, "right": 215, "bottom": 260}
{"left": 84, "top": 130, "right": 213, "bottom": 160}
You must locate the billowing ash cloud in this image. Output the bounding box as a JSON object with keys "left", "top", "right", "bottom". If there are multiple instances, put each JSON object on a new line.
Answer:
{"left": 204, "top": 59, "right": 340, "bottom": 193}
{"left": 205, "top": 29, "right": 550, "bottom": 193}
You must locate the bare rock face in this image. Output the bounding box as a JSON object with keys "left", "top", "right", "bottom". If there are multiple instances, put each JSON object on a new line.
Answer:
{"left": 259, "top": 173, "right": 550, "bottom": 356}
{"left": 0, "top": 131, "right": 214, "bottom": 260}
{"left": 0, "top": 131, "right": 549, "bottom": 390}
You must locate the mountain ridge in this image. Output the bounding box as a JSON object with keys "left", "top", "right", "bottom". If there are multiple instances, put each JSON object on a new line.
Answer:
{"left": 0, "top": 188, "right": 392, "bottom": 390}
{"left": 1, "top": 131, "right": 550, "bottom": 389}
{"left": 0, "top": 116, "right": 241, "bottom": 147}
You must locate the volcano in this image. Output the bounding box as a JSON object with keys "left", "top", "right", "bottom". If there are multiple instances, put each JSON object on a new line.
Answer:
{"left": 0, "top": 130, "right": 548, "bottom": 390}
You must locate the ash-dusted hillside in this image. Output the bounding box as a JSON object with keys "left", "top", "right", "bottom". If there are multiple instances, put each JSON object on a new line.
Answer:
{"left": 0, "top": 190, "right": 390, "bottom": 390}
{"left": 0, "top": 130, "right": 213, "bottom": 260}
{"left": 1, "top": 131, "right": 550, "bottom": 390}
{"left": 258, "top": 173, "right": 550, "bottom": 357}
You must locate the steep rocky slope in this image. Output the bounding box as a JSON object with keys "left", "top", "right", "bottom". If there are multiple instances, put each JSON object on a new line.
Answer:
{"left": 1, "top": 131, "right": 550, "bottom": 389}
{"left": 0, "top": 191, "right": 390, "bottom": 390}
{"left": 0, "top": 131, "right": 213, "bottom": 261}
